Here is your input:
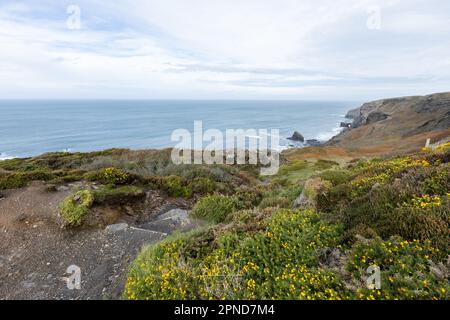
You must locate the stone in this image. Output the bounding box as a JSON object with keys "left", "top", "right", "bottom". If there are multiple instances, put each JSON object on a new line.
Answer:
{"left": 157, "top": 209, "right": 189, "bottom": 222}
{"left": 105, "top": 223, "right": 128, "bottom": 233}
{"left": 287, "top": 131, "right": 305, "bottom": 142}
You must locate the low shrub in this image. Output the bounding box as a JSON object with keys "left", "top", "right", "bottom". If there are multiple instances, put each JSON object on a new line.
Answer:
{"left": 319, "top": 169, "right": 353, "bottom": 186}
{"left": 59, "top": 190, "right": 94, "bottom": 226}
{"left": 124, "top": 209, "right": 348, "bottom": 300}
{"left": 347, "top": 237, "right": 448, "bottom": 300}
{"left": 0, "top": 170, "right": 55, "bottom": 190}
{"left": 124, "top": 231, "right": 203, "bottom": 300}
{"left": 188, "top": 177, "right": 216, "bottom": 195}
{"left": 388, "top": 203, "right": 449, "bottom": 254}
{"left": 233, "top": 186, "right": 263, "bottom": 209}
{"left": 259, "top": 196, "right": 291, "bottom": 209}
{"left": 0, "top": 172, "right": 28, "bottom": 190}
{"left": 97, "top": 167, "right": 130, "bottom": 185}
{"left": 277, "top": 160, "right": 308, "bottom": 175}
{"left": 191, "top": 194, "right": 237, "bottom": 223}
{"left": 93, "top": 186, "right": 145, "bottom": 205}
{"left": 162, "top": 175, "right": 192, "bottom": 198}
{"left": 84, "top": 167, "right": 131, "bottom": 185}
{"left": 226, "top": 207, "right": 275, "bottom": 226}
{"left": 313, "top": 159, "right": 339, "bottom": 170}
{"left": 317, "top": 183, "right": 352, "bottom": 213}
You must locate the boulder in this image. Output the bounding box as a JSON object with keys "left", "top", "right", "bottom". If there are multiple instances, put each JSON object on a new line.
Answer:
{"left": 287, "top": 131, "right": 305, "bottom": 142}
{"left": 340, "top": 122, "right": 352, "bottom": 128}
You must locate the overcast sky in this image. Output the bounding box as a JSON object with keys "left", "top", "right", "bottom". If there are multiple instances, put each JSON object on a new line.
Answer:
{"left": 0, "top": 0, "right": 449, "bottom": 100}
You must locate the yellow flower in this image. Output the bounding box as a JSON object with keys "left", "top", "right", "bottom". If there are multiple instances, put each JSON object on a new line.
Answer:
{"left": 247, "top": 279, "right": 256, "bottom": 291}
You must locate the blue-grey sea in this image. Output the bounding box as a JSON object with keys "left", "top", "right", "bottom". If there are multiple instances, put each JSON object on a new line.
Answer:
{"left": 0, "top": 100, "right": 358, "bottom": 159}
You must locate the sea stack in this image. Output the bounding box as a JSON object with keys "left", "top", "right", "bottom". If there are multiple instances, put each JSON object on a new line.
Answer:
{"left": 287, "top": 131, "right": 305, "bottom": 142}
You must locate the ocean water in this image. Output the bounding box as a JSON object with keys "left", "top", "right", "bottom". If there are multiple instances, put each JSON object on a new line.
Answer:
{"left": 0, "top": 100, "right": 357, "bottom": 159}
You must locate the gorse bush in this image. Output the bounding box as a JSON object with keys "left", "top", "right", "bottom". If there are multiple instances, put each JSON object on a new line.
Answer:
{"left": 316, "top": 152, "right": 450, "bottom": 253}
{"left": 124, "top": 232, "right": 201, "bottom": 300}
{"left": 162, "top": 175, "right": 192, "bottom": 198}
{"left": 188, "top": 177, "right": 216, "bottom": 195}
{"left": 389, "top": 201, "right": 449, "bottom": 255}
{"left": 0, "top": 172, "right": 29, "bottom": 190}
{"left": 233, "top": 186, "right": 263, "bottom": 209}
{"left": 348, "top": 237, "right": 448, "bottom": 300}
{"left": 0, "top": 169, "right": 55, "bottom": 190}
{"left": 125, "top": 207, "right": 449, "bottom": 300}
{"left": 97, "top": 167, "right": 130, "bottom": 185}
{"left": 190, "top": 194, "right": 237, "bottom": 223}
{"left": 124, "top": 209, "right": 349, "bottom": 300}
{"left": 59, "top": 190, "right": 94, "bottom": 226}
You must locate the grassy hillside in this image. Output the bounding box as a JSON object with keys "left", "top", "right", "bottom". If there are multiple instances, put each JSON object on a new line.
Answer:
{"left": 124, "top": 143, "right": 450, "bottom": 300}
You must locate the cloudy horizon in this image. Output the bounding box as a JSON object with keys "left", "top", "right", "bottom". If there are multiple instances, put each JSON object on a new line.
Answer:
{"left": 1, "top": 0, "right": 449, "bottom": 100}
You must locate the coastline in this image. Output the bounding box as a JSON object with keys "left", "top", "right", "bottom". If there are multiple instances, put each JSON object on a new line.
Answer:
{"left": 0, "top": 120, "right": 348, "bottom": 160}
{"left": 0, "top": 100, "right": 352, "bottom": 160}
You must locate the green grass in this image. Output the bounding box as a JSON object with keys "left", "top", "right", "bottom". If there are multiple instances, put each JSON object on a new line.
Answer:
{"left": 92, "top": 185, "right": 145, "bottom": 204}
{"left": 190, "top": 194, "right": 237, "bottom": 223}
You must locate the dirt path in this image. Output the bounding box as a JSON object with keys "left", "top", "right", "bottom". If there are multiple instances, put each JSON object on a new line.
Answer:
{"left": 0, "top": 182, "right": 199, "bottom": 300}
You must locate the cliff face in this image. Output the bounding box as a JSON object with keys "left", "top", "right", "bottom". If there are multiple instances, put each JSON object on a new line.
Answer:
{"left": 328, "top": 92, "right": 450, "bottom": 153}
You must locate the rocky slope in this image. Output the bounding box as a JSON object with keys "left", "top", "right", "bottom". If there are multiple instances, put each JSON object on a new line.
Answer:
{"left": 328, "top": 92, "right": 450, "bottom": 154}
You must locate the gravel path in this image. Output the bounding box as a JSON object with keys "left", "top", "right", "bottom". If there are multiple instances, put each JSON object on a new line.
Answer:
{"left": 0, "top": 182, "right": 199, "bottom": 300}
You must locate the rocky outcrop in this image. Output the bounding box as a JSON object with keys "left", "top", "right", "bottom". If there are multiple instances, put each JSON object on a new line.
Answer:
{"left": 327, "top": 92, "right": 450, "bottom": 152}
{"left": 345, "top": 99, "right": 391, "bottom": 128}
{"left": 287, "top": 131, "right": 305, "bottom": 142}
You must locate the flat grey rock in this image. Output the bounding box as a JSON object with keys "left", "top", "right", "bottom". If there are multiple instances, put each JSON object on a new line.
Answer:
{"left": 105, "top": 223, "right": 129, "bottom": 233}
{"left": 156, "top": 208, "right": 188, "bottom": 222}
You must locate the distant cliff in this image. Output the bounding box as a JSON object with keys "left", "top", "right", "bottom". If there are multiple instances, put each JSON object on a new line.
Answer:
{"left": 328, "top": 92, "right": 450, "bottom": 153}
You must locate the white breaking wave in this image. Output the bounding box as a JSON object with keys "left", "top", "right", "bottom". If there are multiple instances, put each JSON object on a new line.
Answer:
{"left": 0, "top": 153, "right": 14, "bottom": 160}
{"left": 316, "top": 126, "right": 343, "bottom": 141}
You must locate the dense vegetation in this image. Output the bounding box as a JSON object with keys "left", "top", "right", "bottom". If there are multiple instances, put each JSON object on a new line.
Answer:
{"left": 124, "top": 143, "right": 450, "bottom": 300}
{"left": 0, "top": 148, "right": 257, "bottom": 226}
{"left": 1, "top": 143, "right": 449, "bottom": 300}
